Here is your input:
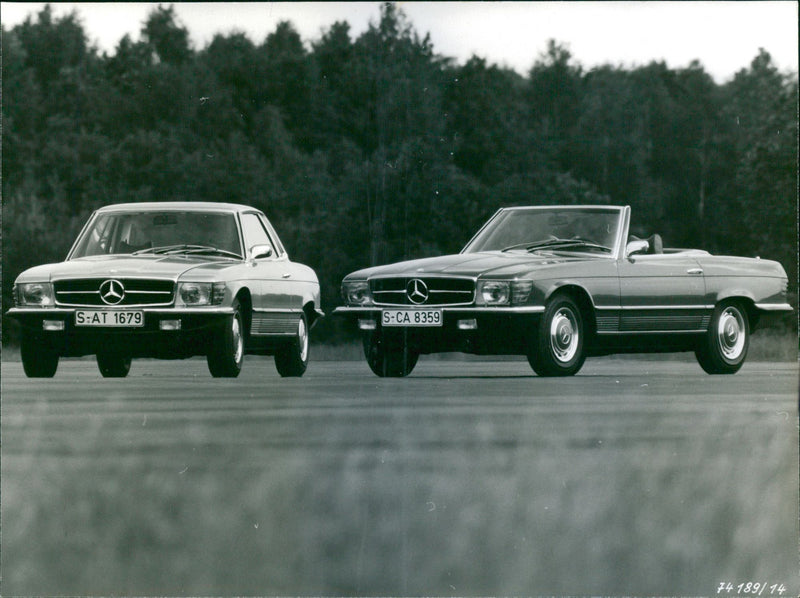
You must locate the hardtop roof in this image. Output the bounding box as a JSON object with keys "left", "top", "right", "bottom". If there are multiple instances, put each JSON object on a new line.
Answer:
{"left": 95, "top": 201, "right": 261, "bottom": 213}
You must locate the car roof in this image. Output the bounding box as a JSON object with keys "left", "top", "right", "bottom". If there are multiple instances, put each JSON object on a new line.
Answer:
{"left": 501, "top": 205, "right": 626, "bottom": 211}
{"left": 95, "top": 202, "right": 261, "bottom": 214}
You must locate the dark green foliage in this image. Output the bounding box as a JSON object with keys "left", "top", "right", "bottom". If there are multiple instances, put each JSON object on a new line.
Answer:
{"left": 2, "top": 3, "right": 797, "bottom": 342}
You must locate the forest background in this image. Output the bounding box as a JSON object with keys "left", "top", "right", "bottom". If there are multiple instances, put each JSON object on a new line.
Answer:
{"left": 2, "top": 3, "right": 797, "bottom": 344}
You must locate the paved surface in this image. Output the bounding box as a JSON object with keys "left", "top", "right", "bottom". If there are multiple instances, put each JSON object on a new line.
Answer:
{"left": 2, "top": 357, "right": 798, "bottom": 596}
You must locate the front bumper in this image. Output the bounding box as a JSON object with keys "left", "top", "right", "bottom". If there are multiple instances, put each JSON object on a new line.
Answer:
{"left": 6, "top": 306, "right": 235, "bottom": 358}
{"left": 333, "top": 305, "right": 545, "bottom": 355}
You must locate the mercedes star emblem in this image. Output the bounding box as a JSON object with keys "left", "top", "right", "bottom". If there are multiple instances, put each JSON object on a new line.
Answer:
{"left": 99, "top": 279, "right": 125, "bottom": 305}
{"left": 406, "top": 278, "right": 429, "bottom": 305}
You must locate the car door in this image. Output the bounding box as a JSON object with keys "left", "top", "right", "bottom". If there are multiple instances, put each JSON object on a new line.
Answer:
{"left": 617, "top": 252, "right": 709, "bottom": 332}
{"left": 239, "top": 212, "right": 301, "bottom": 314}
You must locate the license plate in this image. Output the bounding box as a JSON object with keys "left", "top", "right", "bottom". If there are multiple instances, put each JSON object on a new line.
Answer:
{"left": 382, "top": 309, "right": 442, "bottom": 327}
{"left": 75, "top": 310, "right": 144, "bottom": 327}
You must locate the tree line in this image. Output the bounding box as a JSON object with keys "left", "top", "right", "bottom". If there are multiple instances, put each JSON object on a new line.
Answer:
{"left": 2, "top": 3, "right": 797, "bottom": 342}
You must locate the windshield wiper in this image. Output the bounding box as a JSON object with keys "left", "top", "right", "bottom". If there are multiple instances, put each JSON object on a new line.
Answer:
{"left": 175, "top": 246, "right": 242, "bottom": 259}
{"left": 502, "top": 238, "right": 611, "bottom": 253}
{"left": 133, "top": 244, "right": 241, "bottom": 258}
{"left": 132, "top": 244, "right": 191, "bottom": 255}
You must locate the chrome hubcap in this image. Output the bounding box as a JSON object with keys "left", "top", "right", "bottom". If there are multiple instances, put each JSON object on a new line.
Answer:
{"left": 550, "top": 308, "right": 578, "bottom": 363}
{"left": 232, "top": 315, "right": 243, "bottom": 364}
{"left": 298, "top": 317, "right": 308, "bottom": 362}
{"left": 717, "top": 307, "right": 745, "bottom": 360}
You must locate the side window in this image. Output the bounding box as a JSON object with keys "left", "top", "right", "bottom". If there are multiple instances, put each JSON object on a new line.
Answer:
{"left": 240, "top": 213, "right": 275, "bottom": 258}
{"left": 259, "top": 215, "right": 286, "bottom": 257}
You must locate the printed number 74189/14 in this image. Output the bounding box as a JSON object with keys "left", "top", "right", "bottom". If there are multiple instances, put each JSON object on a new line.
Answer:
{"left": 717, "top": 582, "right": 787, "bottom": 595}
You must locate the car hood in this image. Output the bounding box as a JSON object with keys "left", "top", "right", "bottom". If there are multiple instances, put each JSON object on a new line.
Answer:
{"left": 345, "top": 251, "right": 601, "bottom": 280}
{"left": 15, "top": 255, "right": 239, "bottom": 282}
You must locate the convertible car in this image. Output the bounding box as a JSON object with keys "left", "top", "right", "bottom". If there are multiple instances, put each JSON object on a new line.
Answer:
{"left": 8, "top": 202, "right": 323, "bottom": 378}
{"left": 335, "top": 205, "right": 791, "bottom": 377}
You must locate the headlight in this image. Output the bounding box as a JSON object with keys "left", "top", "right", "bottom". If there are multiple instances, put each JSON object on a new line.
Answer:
{"left": 15, "top": 282, "right": 55, "bottom": 307}
{"left": 342, "top": 281, "right": 372, "bottom": 306}
{"left": 478, "top": 281, "right": 510, "bottom": 305}
{"left": 477, "top": 280, "right": 533, "bottom": 306}
{"left": 177, "top": 282, "right": 225, "bottom": 306}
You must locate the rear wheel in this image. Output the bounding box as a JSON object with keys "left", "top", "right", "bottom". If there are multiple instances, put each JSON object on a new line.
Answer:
{"left": 20, "top": 338, "right": 59, "bottom": 378}
{"left": 207, "top": 300, "right": 244, "bottom": 377}
{"left": 275, "top": 312, "right": 309, "bottom": 377}
{"left": 528, "top": 294, "right": 586, "bottom": 376}
{"left": 695, "top": 301, "right": 749, "bottom": 374}
{"left": 363, "top": 330, "right": 418, "bottom": 377}
{"left": 96, "top": 352, "right": 132, "bottom": 377}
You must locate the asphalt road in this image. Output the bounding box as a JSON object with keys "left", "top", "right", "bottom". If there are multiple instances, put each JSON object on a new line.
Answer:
{"left": 2, "top": 356, "right": 798, "bottom": 596}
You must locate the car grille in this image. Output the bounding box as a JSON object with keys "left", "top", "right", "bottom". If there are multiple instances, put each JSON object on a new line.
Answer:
{"left": 54, "top": 278, "right": 175, "bottom": 307}
{"left": 371, "top": 277, "right": 474, "bottom": 306}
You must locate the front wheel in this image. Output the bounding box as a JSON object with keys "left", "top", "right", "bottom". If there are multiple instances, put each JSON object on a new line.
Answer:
{"left": 275, "top": 312, "right": 309, "bottom": 377}
{"left": 528, "top": 294, "right": 586, "bottom": 376}
{"left": 207, "top": 301, "right": 244, "bottom": 377}
{"left": 695, "top": 302, "right": 749, "bottom": 374}
{"left": 363, "top": 330, "right": 418, "bottom": 377}
{"left": 20, "top": 337, "right": 59, "bottom": 378}
{"left": 96, "top": 352, "right": 132, "bottom": 377}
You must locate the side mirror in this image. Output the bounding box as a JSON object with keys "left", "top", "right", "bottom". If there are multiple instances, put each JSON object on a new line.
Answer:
{"left": 250, "top": 244, "right": 273, "bottom": 260}
{"left": 626, "top": 239, "right": 649, "bottom": 257}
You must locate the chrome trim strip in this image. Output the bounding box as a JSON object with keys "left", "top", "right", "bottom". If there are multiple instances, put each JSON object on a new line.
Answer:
{"left": 597, "top": 329, "right": 707, "bottom": 335}
{"left": 595, "top": 305, "right": 715, "bottom": 311}
{"left": 373, "top": 302, "right": 475, "bottom": 308}
{"left": 57, "top": 303, "right": 175, "bottom": 308}
{"left": 53, "top": 275, "right": 179, "bottom": 283}
{"left": 8, "top": 307, "right": 234, "bottom": 315}
{"left": 250, "top": 332, "right": 296, "bottom": 337}
{"left": 368, "top": 274, "right": 479, "bottom": 282}
{"left": 8, "top": 308, "right": 80, "bottom": 315}
{"left": 372, "top": 289, "right": 473, "bottom": 295}
{"left": 334, "top": 306, "right": 545, "bottom": 314}
{"left": 754, "top": 303, "right": 793, "bottom": 312}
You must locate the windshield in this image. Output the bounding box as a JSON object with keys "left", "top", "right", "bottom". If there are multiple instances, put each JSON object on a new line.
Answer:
{"left": 462, "top": 207, "right": 622, "bottom": 255}
{"left": 71, "top": 211, "right": 243, "bottom": 259}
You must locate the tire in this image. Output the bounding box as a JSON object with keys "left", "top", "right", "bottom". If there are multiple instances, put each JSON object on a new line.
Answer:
{"left": 207, "top": 300, "right": 244, "bottom": 377}
{"left": 20, "top": 337, "right": 59, "bottom": 378}
{"left": 363, "top": 330, "right": 418, "bottom": 377}
{"left": 695, "top": 301, "right": 749, "bottom": 374}
{"left": 96, "top": 352, "right": 132, "bottom": 377}
{"left": 528, "top": 294, "right": 586, "bottom": 376}
{"left": 275, "top": 312, "right": 309, "bottom": 377}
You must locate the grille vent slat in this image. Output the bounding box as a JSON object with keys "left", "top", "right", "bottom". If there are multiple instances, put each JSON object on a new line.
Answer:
{"left": 251, "top": 313, "right": 298, "bottom": 335}
{"left": 54, "top": 278, "right": 174, "bottom": 307}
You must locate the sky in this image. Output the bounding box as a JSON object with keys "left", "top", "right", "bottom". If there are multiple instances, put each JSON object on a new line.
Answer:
{"left": 1, "top": 1, "right": 797, "bottom": 83}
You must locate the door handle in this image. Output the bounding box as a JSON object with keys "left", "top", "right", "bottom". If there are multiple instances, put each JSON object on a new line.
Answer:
{"left": 686, "top": 268, "right": 703, "bottom": 275}
{"left": 282, "top": 273, "right": 292, "bottom": 279}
